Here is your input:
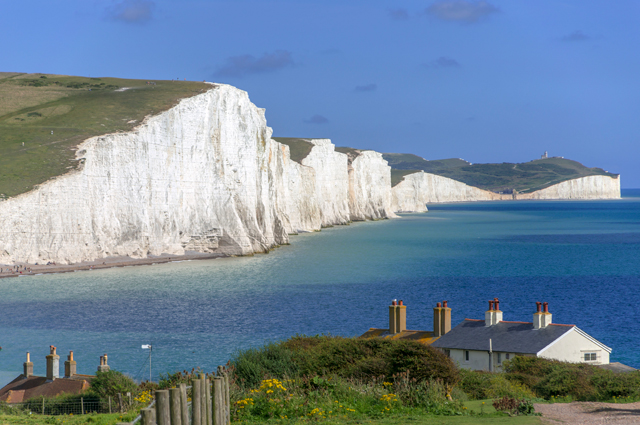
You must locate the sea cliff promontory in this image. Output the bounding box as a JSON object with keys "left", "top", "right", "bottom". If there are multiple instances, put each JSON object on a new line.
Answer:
{"left": 0, "top": 83, "right": 621, "bottom": 265}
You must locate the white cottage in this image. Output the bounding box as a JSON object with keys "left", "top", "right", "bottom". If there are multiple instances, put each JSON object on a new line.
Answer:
{"left": 430, "top": 299, "right": 611, "bottom": 371}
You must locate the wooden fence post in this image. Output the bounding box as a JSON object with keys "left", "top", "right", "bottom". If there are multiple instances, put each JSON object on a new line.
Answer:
{"left": 155, "top": 389, "right": 170, "bottom": 425}
{"left": 213, "top": 377, "right": 223, "bottom": 425}
{"left": 141, "top": 407, "right": 156, "bottom": 425}
{"left": 225, "top": 373, "right": 231, "bottom": 425}
{"left": 179, "top": 383, "right": 189, "bottom": 425}
{"left": 81, "top": 396, "right": 84, "bottom": 415}
{"left": 109, "top": 396, "right": 112, "bottom": 414}
{"left": 169, "top": 387, "right": 182, "bottom": 425}
{"left": 118, "top": 393, "right": 124, "bottom": 413}
{"left": 192, "top": 379, "right": 202, "bottom": 425}
{"left": 42, "top": 396, "right": 45, "bottom": 415}
{"left": 205, "top": 378, "right": 213, "bottom": 425}
{"left": 199, "top": 377, "right": 207, "bottom": 425}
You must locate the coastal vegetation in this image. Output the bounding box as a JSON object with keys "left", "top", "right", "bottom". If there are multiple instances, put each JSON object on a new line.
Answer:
{"left": 0, "top": 72, "right": 209, "bottom": 198}
{"left": 2, "top": 336, "right": 640, "bottom": 424}
{"left": 382, "top": 153, "right": 617, "bottom": 192}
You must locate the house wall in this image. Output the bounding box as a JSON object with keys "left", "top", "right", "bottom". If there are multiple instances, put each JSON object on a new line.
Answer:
{"left": 539, "top": 328, "right": 610, "bottom": 365}
{"left": 449, "top": 349, "right": 524, "bottom": 371}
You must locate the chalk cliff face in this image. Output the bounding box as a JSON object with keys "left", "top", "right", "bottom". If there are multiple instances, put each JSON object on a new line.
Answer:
{"left": 518, "top": 175, "right": 621, "bottom": 200}
{"left": 348, "top": 151, "right": 397, "bottom": 221}
{"left": 391, "top": 172, "right": 502, "bottom": 212}
{"left": 391, "top": 171, "right": 621, "bottom": 212}
{"left": 0, "top": 85, "right": 398, "bottom": 264}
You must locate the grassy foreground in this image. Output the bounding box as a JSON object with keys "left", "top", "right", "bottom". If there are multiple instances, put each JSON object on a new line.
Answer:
{"left": 383, "top": 153, "right": 617, "bottom": 192}
{"left": 0, "top": 72, "right": 209, "bottom": 198}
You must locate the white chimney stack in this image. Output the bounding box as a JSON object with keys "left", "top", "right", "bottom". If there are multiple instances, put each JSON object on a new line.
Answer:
{"left": 485, "top": 298, "right": 503, "bottom": 326}
{"left": 533, "top": 302, "right": 552, "bottom": 329}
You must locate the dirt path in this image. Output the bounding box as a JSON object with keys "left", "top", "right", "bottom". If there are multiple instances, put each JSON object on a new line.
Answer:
{"left": 535, "top": 402, "right": 640, "bottom": 424}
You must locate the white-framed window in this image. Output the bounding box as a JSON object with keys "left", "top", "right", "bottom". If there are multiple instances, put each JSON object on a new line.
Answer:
{"left": 584, "top": 352, "right": 597, "bottom": 361}
{"left": 465, "top": 350, "right": 470, "bottom": 362}
{"left": 497, "top": 353, "right": 502, "bottom": 364}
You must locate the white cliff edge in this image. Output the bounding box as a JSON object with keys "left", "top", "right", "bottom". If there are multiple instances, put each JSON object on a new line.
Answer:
{"left": 391, "top": 172, "right": 621, "bottom": 212}
{"left": 0, "top": 84, "right": 396, "bottom": 264}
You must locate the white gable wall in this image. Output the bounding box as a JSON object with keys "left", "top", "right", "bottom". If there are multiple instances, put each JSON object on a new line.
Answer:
{"left": 538, "top": 327, "right": 610, "bottom": 365}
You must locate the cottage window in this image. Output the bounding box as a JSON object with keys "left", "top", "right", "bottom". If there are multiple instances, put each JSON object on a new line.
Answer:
{"left": 444, "top": 349, "right": 450, "bottom": 357}
{"left": 506, "top": 353, "right": 510, "bottom": 360}
{"left": 497, "top": 353, "right": 502, "bottom": 364}
{"left": 465, "top": 350, "right": 470, "bottom": 362}
{"left": 584, "top": 352, "right": 597, "bottom": 361}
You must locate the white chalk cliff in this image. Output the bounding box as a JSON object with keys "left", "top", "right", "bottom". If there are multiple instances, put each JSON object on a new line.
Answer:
{"left": 391, "top": 171, "right": 621, "bottom": 212}
{"left": 0, "top": 85, "right": 395, "bottom": 264}
{"left": 0, "top": 84, "right": 622, "bottom": 264}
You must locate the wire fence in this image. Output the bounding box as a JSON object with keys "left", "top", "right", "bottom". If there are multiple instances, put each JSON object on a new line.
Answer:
{"left": 2, "top": 394, "right": 133, "bottom": 416}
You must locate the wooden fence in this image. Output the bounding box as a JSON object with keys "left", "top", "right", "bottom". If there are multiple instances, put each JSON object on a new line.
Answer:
{"left": 137, "top": 367, "right": 230, "bottom": 425}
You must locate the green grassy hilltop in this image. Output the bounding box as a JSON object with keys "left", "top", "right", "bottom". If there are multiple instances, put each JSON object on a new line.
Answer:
{"left": 0, "top": 72, "right": 209, "bottom": 198}
{"left": 383, "top": 153, "right": 617, "bottom": 192}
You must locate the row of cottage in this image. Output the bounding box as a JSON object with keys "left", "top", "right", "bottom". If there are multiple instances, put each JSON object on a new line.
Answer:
{"left": 361, "top": 298, "right": 616, "bottom": 371}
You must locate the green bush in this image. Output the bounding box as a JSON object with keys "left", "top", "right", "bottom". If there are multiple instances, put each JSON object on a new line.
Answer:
{"left": 459, "top": 369, "right": 535, "bottom": 400}
{"left": 232, "top": 335, "right": 460, "bottom": 389}
{"left": 89, "top": 370, "right": 137, "bottom": 400}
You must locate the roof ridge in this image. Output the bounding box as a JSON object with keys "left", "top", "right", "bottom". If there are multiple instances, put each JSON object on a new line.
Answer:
{"left": 500, "top": 320, "right": 533, "bottom": 324}
{"left": 464, "top": 318, "right": 483, "bottom": 322}
{"left": 549, "top": 323, "right": 575, "bottom": 327}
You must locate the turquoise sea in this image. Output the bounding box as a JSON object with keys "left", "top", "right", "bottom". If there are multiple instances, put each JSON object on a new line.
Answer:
{"left": 1, "top": 190, "right": 639, "bottom": 386}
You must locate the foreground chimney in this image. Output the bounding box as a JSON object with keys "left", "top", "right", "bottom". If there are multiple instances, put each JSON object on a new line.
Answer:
{"left": 98, "top": 354, "right": 110, "bottom": 373}
{"left": 389, "top": 300, "right": 397, "bottom": 334}
{"left": 64, "top": 351, "right": 76, "bottom": 378}
{"left": 485, "top": 298, "right": 503, "bottom": 326}
{"left": 46, "top": 346, "right": 59, "bottom": 381}
{"left": 395, "top": 300, "right": 407, "bottom": 334}
{"left": 433, "top": 302, "right": 442, "bottom": 337}
{"left": 533, "top": 301, "right": 553, "bottom": 329}
{"left": 440, "top": 301, "right": 452, "bottom": 335}
{"left": 23, "top": 352, "right": 33, "bottom": 378}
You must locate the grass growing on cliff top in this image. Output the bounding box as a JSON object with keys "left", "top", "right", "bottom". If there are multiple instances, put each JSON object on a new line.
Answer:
{"left": 383, "top": 153, "right": 617, "bottom": 192}
{"left": 0, "top": 73, "right": 210, "bottom": 198}
{"left": 273, "top": 138, "right": 315, "bottom": 164}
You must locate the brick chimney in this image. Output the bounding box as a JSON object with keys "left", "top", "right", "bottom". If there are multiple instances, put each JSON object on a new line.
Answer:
{"left": 485, "top": 298, "right": 503, "bottom": 326}
{"left": 433, "top": 302, "right": 442, "bottom": 337}
{"left": 440, "top": 300, "right": 452, "bottom": 335}
{"left": 23, "top": 352, "right": 33, "bottom": 378}
{"left": 395, "top": 300, "right": 406, "bottom": 334}
{"left": 389, "top": 300, "right": 407, "bottom": 334}
{"left": 46, "top": 346, "right": 59, "bottom": 381}
{"left": 98, "top": 354, "right": 110, "bottom": 373}
{"left": 64, "top": 351, "right": 76, "bottom": 378}
{"left": 533, "top": 301, "right": 553, "bottom": 329}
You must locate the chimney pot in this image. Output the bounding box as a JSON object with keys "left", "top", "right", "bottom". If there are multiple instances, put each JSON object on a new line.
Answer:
{"left": 494, "top": 298, "right": 500, "bottom": 311}
{"left": 24, "top": 352, "right": 34, "bottom": 378}
{"left": 391, "top": 300, "right": 397, "bottom": 306}
{"left": 399, "top": 300, "right": 403, "bottom": 306}
{"left": 543, "top": 302, "right": 549, "bottom": 313}
{"left": 488, "top": 300, "right": 494, "bottom": 311}
{"left": 436, "top": 302, "right": 441, "bottom": 308}
{"left": 26, "top": 352, "right": 30, "bottom": 363}
{"left": 442, "top": 300, "right": 448, "bottom": 308}
{"left": 536, "top": 302, "right": 542, "bottom": 312}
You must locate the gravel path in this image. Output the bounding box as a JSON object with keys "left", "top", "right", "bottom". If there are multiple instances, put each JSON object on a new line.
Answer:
{"left": 535, "top": 402, "right": 640, "bottom": 425}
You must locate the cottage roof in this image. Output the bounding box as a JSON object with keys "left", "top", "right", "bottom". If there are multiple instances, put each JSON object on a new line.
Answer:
{"left": 0, "top": 375, "right": 91, "bottom": 404}
{"left": 430, "top": 319, "right": 577, "bottom": 354}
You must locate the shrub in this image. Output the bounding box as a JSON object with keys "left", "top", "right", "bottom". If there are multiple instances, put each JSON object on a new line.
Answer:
{"left": 232, "top": 342, "right": 299, "bottom": 388}
{"left": 459, "top": 369, "right": 535, "bottom": 400}
{"left": 492, "top": 396, "right": 536, "bottom": 416}
{"left": 89, "top": 370, "right": 137, "bottom": 400}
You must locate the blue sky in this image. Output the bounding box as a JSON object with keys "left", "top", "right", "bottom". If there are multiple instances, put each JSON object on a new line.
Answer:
{"left": 2, "top": 0, "right": 639, "bottom": 187}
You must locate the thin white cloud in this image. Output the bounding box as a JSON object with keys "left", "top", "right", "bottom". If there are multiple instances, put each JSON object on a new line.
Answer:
{"left": 425, "top": 0, "right": 498, "bottom": 24}
{"left": 107, "top": 0, "right": 155, "bottom": 24}
{"left": 215, "top": 51, "right": 294, "bottom": 78}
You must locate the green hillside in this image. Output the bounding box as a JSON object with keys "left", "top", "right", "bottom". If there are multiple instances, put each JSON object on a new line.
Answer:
{"left": 0, "top": 73, "right": 209, "bottom": 198}
{"left": 383, "top": 153, "right": 618, "bottom": 193}
{"left": 273, "top": 137, "right": 316, "bottom": 163}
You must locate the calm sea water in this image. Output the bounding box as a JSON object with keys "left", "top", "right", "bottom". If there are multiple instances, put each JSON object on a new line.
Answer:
{"left": 1, "top": 190, "right": 639, "bottom": 386}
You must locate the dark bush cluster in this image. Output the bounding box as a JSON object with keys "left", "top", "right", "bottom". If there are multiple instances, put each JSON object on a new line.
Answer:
{"left": 232, "top": 335, "right": 459, "bottom": 389}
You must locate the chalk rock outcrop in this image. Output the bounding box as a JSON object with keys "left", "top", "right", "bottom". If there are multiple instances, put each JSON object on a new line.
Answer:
{"left": 391, "top": 172, "right": 503, "bottom": 212}
{"left": 518, "top": 175, "right": 621, "bottom": 200}
{"left": 348, "top": 151, "right": 397, "bottom": 221}
{"left": 0, "top": 84, "right": 399, "bottom": 264}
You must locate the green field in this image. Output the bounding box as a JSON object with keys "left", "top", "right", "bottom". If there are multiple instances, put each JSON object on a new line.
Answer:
{"left": 0, "top": 73, "right": 209, "bottom": 198}
{"left": 383, "top": 153, "right": 617, "bottom": 192}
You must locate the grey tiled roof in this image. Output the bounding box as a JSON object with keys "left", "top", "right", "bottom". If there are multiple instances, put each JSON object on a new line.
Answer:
{"left": 430, "top": 319, "right": 575, "bottom": 354}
